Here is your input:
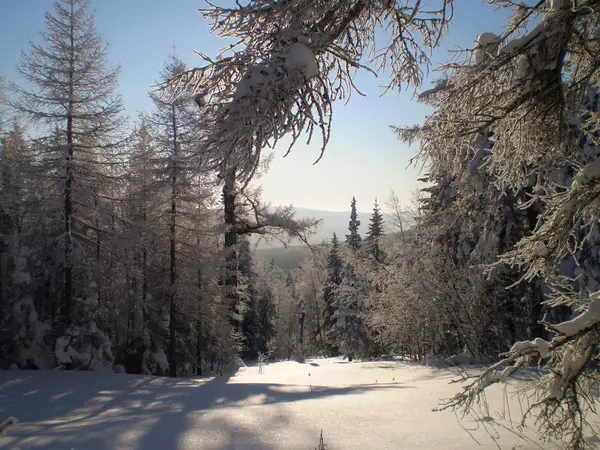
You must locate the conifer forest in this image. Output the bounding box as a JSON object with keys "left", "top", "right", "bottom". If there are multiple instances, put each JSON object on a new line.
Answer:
{"left": 1, "top": 0, "right": 600, "bottom": 449}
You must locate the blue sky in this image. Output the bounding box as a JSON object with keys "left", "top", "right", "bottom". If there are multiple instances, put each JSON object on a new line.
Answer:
{"left": 0, "top": 0, "right": 510, "bottom": 212}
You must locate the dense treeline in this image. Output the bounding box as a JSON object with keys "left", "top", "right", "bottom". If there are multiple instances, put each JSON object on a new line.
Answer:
{"left": 2, "top": 0, "right": 600, "bottom": 446}
{"left": 0, "top": 0, "right": 314, "bottom": 376}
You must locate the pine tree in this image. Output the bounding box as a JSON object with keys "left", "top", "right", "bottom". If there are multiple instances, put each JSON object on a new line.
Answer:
{"left": 11, "top": 0, "right": 125, "bottom": 370}
{"left": 366, "top": 199, "right": 384, "bottom": 262}
{"left": 345, "top": 197, "right": 362, "bottom": 251}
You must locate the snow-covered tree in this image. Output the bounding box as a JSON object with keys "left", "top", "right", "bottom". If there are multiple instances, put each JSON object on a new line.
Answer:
{"left": 10, "top": 0, "right": 125, "bottom": 369}
{"left": 398, "top": 2, "right": 600, "bottom": 447}
{"left": 331, "top": 259, "right": 370, "bottom": 361}
{"left": 0, "top": 75, "right": 7, "bottom": 127}
{"left": 345, "top": 197, "right": 362, "bottom": 251}
{"left": 323, "top": 233, "right": 343, "bottom": 354}
{"left": 148, "top": 52, "right": 206, "bottom": 377}
{"left": 252, "top": 272, "right": 277, "bottom": 358}
{"left": 0, "top": 122, "right": 53, "bottom": 369}
{"left": 161, "top": 0, "right": 453, "bottom": 187}
{"left": 366, "top": 199, "right": 384, "bottom": 262}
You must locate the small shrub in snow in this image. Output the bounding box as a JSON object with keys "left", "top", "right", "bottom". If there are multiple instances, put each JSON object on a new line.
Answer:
{"left": 314, "top": 429, "right": 327, "bottom": 450}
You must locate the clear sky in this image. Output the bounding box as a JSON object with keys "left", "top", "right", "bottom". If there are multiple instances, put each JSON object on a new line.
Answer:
{"left": 0, "top": 0, "right": 510, "bottom": 213}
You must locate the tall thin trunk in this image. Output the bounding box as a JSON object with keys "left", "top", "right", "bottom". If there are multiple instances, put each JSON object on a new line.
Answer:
{"left": 196, "top": 258, "right": 203, "bottom": 376}
{"left": 64, "top": 0, "right": 75, "bottom": 327}
{"left": 169, "top": 104, "right": 178, "bottom": 377}
{"left": 223, "top": 168, "right": 239, "bottom": 332}
{"left": 142, "top": 160, "right": 148, "bottom": 308}
{"left": 94, "top": 194, "right": 101, "bottom": 303}
{"left": 310, "top": 275, "right": 325, "bottom": 352}
{"left": 299, "top": 302, "right": 305, "bottom": 358}
{"left": 0, "top": 254, "right": 3, "bottom": 316}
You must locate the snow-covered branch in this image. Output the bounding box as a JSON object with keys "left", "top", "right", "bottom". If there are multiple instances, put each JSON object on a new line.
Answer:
{"left": 159, "top": 0, "right": 453, "bottom": 184}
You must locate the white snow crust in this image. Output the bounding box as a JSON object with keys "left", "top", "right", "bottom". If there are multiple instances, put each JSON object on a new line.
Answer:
{"left": 285, "top": 42, "right": 318, "bottom": 79}
{"left": 477, "top": 32, "right": 500, "bottom": 47}
{"left": 553, "top": 294, "right": 600, "bottom": 336}
{"left": 572, "top": 156, "right": 600, "bottom": 187}
{"left": 0, "top": 358, "right": 581, "bottom": 449}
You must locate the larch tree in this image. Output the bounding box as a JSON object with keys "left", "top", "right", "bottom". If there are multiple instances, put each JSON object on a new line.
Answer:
{"left": 158, "top": 1, "right": 451, "bottom": 364}
{"left": 120, "top": 118, "right": 167, "bottom": 374}
{"left": 148, "top": 52, "right": 205, "bottom": 377}
{"left": 392, "top": 1, "right": 600, "bottom": 448}
{"left": 10, "top": 0, "right": 125, "bottom": 370}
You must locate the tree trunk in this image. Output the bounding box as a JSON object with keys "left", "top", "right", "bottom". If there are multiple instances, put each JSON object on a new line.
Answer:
{"left": 299, "top": 304, "right": 305, "bottom": 358}
{"left": 223, "top": 168, "right": 239, "bottom": 332}
{"left": 169, "top": 104, "right": 178, "bottom": 377}
{"left": 94, "top": 194, "right": 101, "bottom": 303}
{"left": 310, "top": 274, "right": 325, "bottom": 352}
{"left": 196, "top": 253, "right": 203, "bottom": 376}
{"left": 0, "top": 254, "right": 3, "bottom": 316}
{"left": 64, "top": 1, "right": 75, "bottom": 327}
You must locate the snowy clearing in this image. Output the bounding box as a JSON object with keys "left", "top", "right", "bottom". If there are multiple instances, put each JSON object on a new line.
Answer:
{"left": 0, "top": 358, "right": 587, "bottom": 450}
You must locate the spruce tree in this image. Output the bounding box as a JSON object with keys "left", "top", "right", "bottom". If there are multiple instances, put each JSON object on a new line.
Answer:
{"left": 345, "top": 197, "right": 362, "bottom": 251}
{"left": 331, "top": 262, "right": 370, "bottom": 362}
{"left": 366, "top": 199, "right": 385, "bottom": 262}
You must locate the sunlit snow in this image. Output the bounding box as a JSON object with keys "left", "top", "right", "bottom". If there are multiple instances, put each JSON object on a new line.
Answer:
{"left": 0, "top": 358, "right": 574, "bottom": 449}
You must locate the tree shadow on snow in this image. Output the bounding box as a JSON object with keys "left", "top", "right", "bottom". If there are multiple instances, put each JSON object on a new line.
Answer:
{"left": 0, "top": 368, "right": 404, "bottom": 449}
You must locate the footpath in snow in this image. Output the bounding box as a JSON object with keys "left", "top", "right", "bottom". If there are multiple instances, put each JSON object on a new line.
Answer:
{"left": 0, "top": 358, "right": 577, "bottom": 449}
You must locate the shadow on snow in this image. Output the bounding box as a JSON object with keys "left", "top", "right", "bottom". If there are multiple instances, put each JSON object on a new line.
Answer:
{"left": 0, "top": 368, "right": 407, "bottom": 449}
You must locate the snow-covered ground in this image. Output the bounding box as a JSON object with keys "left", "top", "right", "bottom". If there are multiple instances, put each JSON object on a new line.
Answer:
{"left": 0, "top": 358, "right": 586, "bottom": 449}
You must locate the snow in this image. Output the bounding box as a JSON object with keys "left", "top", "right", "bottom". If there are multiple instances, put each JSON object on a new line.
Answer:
{"left": 553, "top": 293, "right": 600, "bottom": 336}
{"left": 572, "top": 156, "right": 600, "bottom": 187}
{"left": 477, "top": 32, "right": 500, "bottom": 47}
{"left": 500, "top": 38, "right": 524, "bottom": 55}
{"left": 534, "top": 337, "right": 551, "bottom": 359}
{"left": 0, "top": 358, "right": 576, "bottom": 449}
{"left": 474, "top": 33, "right": 499, "bottom": 64}
{"left": 285, "top": 42, "right": 318, "bottom": 79}
{"left": 508, "top": 336, "right": 552, "bottom": 360}
{"left": 234, "top": 63, "right": 270, "bottom": 101}
{"left": 467, "top": 143, "right": 491, "bottom": 174}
